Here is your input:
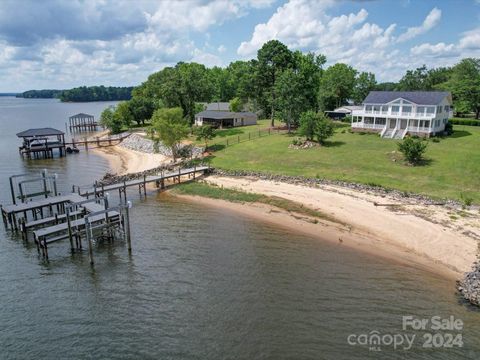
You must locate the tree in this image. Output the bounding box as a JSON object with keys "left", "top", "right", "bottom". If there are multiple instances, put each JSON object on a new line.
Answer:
{"left": 299, "top": 111, "right": 334, "bottom": 144}
{"left": 397, "top": 65, "right": 429, "bottom": 91}
{"left": 129, "top": 97, "right": 156, "bottom": 125}
{"left": 314, "top": 114, "right": 334, "bottom": 144}
{"left": 256, "top": 40, "right": 294, "bottom": 127}
{"left": 115, "top": 101, "right": 134, "bottom": 128}
{"left": 318, "top": 63, "right": 357, "bottom": 110}
{"left": 194, "top": 125, "right": 217, "bottom": 151}
{"left": 100, "top": 107, "right": 123, "bottom": 134}
{"left": 292, "top": 51, "right": 326, "bottom": 111}
{"left": 353, "top": 72, "right": 376, "bottom": 104}
{"left": 443, "top": 58, "right": 480, "bottom": 119}
{"left": 151, "top": 107, "right": 189, "bottom": 162}
{"left": 229, "top": 97, "right": 243, "bottom": 112}
{"left": 275, "top": 68, "right": 304, "bottom": 131}
{"left": 299, "top": 111, "right": 318, "bottom": 141}
{"left": 398, "top": 137, "right": 428, "bottom": 165}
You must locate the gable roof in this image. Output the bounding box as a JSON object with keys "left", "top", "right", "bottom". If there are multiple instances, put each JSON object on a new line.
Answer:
{"left": 206, "top": 102, "right": 230, "bottom": 111}
{"left": 69, "top": 113, "right": 94, "bottom": 118}
{"left": 17, "top": 127, "right": 64, "bottom": 138}
{"left": 363, "top": 91, "right": 450, "bottom": 105}
{"left": 196, "top": 110, "right": 257, "bottom": 119}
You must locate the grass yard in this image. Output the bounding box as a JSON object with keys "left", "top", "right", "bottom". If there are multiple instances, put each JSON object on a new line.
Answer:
{"left": 190, "top": 119, "right": 280, "bottom": 146}
{"left": 208, "top": 125, "right": 480, "bottom": 203}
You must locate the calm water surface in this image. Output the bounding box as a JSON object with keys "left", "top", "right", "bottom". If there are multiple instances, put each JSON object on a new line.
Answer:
{"left": 0, "top": 98, "right": 479, "bottom": 359}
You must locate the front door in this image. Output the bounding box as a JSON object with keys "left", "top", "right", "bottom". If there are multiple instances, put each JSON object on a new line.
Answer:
{"left": 400, "top": 119, "right": 407, "bottom": 129}
{"left": 389, "top": 118, "right": 396, "bottom": 129}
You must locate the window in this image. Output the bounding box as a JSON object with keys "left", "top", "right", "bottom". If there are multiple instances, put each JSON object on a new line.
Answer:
{"left": 381, "top": 105, "right": 388, "bottom": 113}
{"left": 365, "top": 105, "right": 372, "bottom": 112}
{"left": 373, "top": 105, "right": 381, "bottom": 112}
{"left": 426, "top": 107, "right": 435, "bottom": 115}
{"left": 392, "top": 105, "right": 400, "bottom": 113}
{"left": 416, "top": 106, "right": 426, "bottom": 115}
{"left": 437, "top": 106, "right": 442, "bottom": 114}
{"left": 402, "top": 106, "right": 412, "bottom": 114}
{"left": 444, "top": 105, "right": 449, "bottom": 112}
{"left": 376, "top": 118, "right": 386, "bottom": 125}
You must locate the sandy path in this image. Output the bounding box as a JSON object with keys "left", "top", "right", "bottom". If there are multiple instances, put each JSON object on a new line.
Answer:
{"left": 197, "top": 176, "right": 479, "bottom": 278}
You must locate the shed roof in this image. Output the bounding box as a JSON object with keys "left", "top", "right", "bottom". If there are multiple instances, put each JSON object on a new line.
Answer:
{"left": 69, "top": 113, "right": 94, "bottom": 119}
{"left": 363, "top": 91, "right": 450, "bottom": 105}
{"left": 196, "top": 110, "right": 257, "bottom": 119}
{"left": 16, "top": 127, "right": 65, "bottom": 138}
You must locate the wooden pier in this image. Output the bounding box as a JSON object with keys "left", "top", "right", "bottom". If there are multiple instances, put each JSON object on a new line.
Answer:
{"left": 65, "top": 133, "right": 131, "bottom": 150}
{"left": 73, "top": 165, "right": 210, "bottom": 200}
{"left": 68, "top": 113, "right": 99, "bottom": 132}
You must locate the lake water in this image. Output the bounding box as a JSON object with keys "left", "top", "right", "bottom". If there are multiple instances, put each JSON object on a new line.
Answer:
{"left": 0, "top": 97, "right": 479, "bottom": 359}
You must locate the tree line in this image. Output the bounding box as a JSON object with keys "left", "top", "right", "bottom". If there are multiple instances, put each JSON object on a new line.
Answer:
{"left": 127, "top": 40, "right": 479, "bottom": 128}
{"left": 16, "top": 86, "right": 134, "bottom": 102}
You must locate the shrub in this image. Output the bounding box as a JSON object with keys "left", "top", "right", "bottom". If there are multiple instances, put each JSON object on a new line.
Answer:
{"left": 460, "top": 193, "right": 473, "bottom": 207}
{"left": 298, "top": 111, "right": 334, "bottom": 144}
{"left": 397, "top": 137, "right": 428, "bottom": 165}
{"left": 444, "top": 121, "right": 453, "bottom": 135}
{"left": 450, "top": 118, "right": 480, "bottom": 126}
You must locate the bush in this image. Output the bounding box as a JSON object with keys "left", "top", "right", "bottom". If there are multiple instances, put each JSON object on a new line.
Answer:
{"left": 398, "top": 137, "right": 428, "bottom": 165}
{"left": 449, "top": 118, "right": 480, "bottom": 126}
{"left": 299, "top": 111, "right": 334, "bottom": 144}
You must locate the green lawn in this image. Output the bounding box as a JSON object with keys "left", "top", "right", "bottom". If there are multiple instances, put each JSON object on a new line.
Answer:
{"left": 208, "top": 125, "right": 480, "bottom": 203}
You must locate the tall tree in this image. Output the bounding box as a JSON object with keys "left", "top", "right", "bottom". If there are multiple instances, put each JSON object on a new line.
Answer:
{"left": 353, "top": 72, "right": 376, "bottom": 104}
{"left": 318, "top": 63, "right": 357, "bottom": 110}
{"left": 275, "top": 68, "right": 304, "bottom": 131}
{"left": 256, "top": 40, "right": 294, "bottom": 126}
{"left": 292, "top": 51, "right": 326, "bottom": 111}
{"left": 444, "top": 58, "right": 480, "bottom": 119}
{"left": 151, "top": 107, "right": 190, "bottom": 162}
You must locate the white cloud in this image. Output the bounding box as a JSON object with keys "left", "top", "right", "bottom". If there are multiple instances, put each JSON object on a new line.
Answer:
{"left": 218, "top": 45, "right": 227, "bottom": 53}
{"left": 410, "top": 42, "right": 458, "bottom": 58}
{"left": 396, "top": 7, "right": 441, "bottom": 43}
{"left": 191, "top": 49, "right": 223, "bottom": 67}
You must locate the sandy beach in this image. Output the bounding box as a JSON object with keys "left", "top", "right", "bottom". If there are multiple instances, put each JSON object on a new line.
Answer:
{"left": 93, "top": 145, "right": 170, "bottom": 175}
{"left": 93, "top": 143, "right": 479, "bottom": 279}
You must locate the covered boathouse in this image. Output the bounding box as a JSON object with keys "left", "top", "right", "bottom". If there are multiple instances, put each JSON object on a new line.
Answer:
{"left": 17, "top": 127, "right": 66, "bottom": 159}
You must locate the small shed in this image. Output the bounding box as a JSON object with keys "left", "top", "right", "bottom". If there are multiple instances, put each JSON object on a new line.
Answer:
{"left": 69, "top": 113, "right": 98, "bottom": 132}
{"left": 17, "top": 127, "right": 66, "bottom": 159}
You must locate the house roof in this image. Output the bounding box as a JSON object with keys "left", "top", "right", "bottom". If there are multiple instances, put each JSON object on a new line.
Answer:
{"left": 206, "top": 102, "right": 230, "bottom": 111}
{"left": 363, "top": 91, "right": 450, "bottom": 105}
{"left": 196, "top": 110, "right": 257, "bottom": 119}
{"left": 17, "top": 127, "right": 65, "bottom": 138}
{"left": 69, "top": 113, "right": 94, "bottom": 118}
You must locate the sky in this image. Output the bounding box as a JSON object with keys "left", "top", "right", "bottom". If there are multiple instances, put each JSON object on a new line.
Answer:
{"left": 0, "top": 0, "right": 479, "bottom": 92}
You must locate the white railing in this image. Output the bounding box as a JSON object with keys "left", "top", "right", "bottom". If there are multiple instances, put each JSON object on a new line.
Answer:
{"left": 352, "top": 122, "right": 385, "bottom": 129}
{"left": 380, "top": 126, "right": 388, "bottom": 137}
{"left": 407, "top": 126, "right": 431, "bottom": 132}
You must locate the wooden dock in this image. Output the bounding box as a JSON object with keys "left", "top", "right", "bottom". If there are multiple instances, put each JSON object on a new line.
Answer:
{"left": 74, "top": 165, "right": 210, "bottom": 200}
{"left": 1, "top": 165, "right": 209, "bottom": 263}
{"left": 65, "top": 133, "right": 131, "bottom": 150}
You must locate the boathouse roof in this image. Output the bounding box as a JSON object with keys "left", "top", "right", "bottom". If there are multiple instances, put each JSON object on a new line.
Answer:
{"left": 16, "top": 127, "right": 65, "bottom": 138}
{"left": 69, "top": 113, "right": 94, "bottom": 119}
{"left": 363, "top": 91, "right": 450, "bottom": 105}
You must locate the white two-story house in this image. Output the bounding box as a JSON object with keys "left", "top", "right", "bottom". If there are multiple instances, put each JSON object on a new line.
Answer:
{"left": 351, "top": 91, "right": 453, "bottom": 138}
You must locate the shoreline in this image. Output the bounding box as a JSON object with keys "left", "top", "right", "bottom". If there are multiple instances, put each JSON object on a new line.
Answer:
{"left": 92, "top": 144, "right": 479, "bottom": 281}
{"left": 92, "top": 145, "right": 170, "bottom": 175}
